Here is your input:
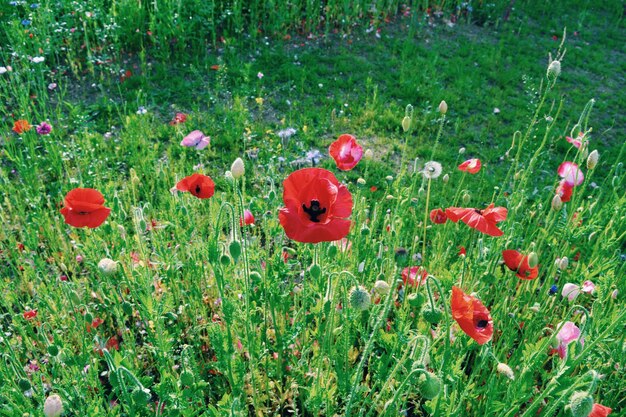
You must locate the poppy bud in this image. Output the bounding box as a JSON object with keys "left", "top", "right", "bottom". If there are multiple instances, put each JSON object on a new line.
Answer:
{"left": 231, "top": 158, "right": 245, "bottom": 179}
{"left": 360, "top": 225, "right": 371, "bottom": 236}
{"left": 530, "top": 302, "right": 540, "bottom": 313}
{"left": 611, "top": 289, "right": 618, "bottom": 299}
{"left": 309, "top": 264, "right": 321, "bottom": 279}
{"left": 326, "top": 245, "right": 338, "bottom": 258}
{"left": 462, "top": 193, "right": 471, "bottom": 204}
{"left": 98, "top": 258, "right": 118, "bottom": 275}
{"left": 43, "top": 394, "right": 64, "bottom": 417}
{"left": 364, "top": 149, "right": 373, "bottom": 160}
{"left": 587, "top": 150, "right": 599, "bottom": 170}
{"left": 373, "top": 280, "right": 390, "bottom": 295}
{"left": 552, "top": 194, "right": 563, "bottom": 211}
{"left": 422, "top": 305, "right": 442, "bottom": 325}
{"left": 527, "top": 252, "right": 539, "bottom": 268}
{"left": 408, "top": 292, "right": 425, "bottom": 308}
{"left": 132, "top": 387, "right": 152, "bottom": 406}
{"left": 558, "top": 256, "right": 569, "bottom": 270}
{"left": 566, "top": 391, "right": 593, "bottom": 417}
{"left": 458, "top": 147, "right": 466, "bottom": 154}
{"left": 122, "top": 301, "right": 133, "bottom": 315}
{"left": 47, "top": 344, "right": 60, "bottom": 356}
{"left": 130, "top": 168, "right": 140, "bottom": 186}
{"left": 180, "top": 370, "right": 195, "bottom": 386}
{"left": 225, "top": 170, "right": 234, "bottom": 182}
{"left": 357, "top": 178, "right": 366, "bottom": 186}
{"left": 349, "top": 286, "right": 371, "bottom": 311}
{"left": 438, "top": 100, "right": 448, "bottom": 114}
{"left": 402, "top": 116, "right": 411, "bottom": 132}
{"left": 547, "top": 60, "right": 561, "bottom": 78}
{"left": 229, "top": 241, "right": 241, "bottom": 262}
{"left": 496, "top": 363, "right": 515, "bottom": 380}
{"left": 514, "top": 170, "right": 523, "bottom": 180}
{"left": 442, "top": 174, "right": 449, "bottom": 184}
{"left": 385, "top": 175, "right": 394, "bottom": 183}
{"left": 418, "top": 372, "right": 441, "bottom": 400}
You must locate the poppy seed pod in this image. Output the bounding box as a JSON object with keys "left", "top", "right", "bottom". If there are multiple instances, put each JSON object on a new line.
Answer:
{"left": 438, "top": 100, "right": 448, "bottom": 114}
{"left": 587, "top": 150, "right": 599, "bottom": 170}
{"left": 44, "top": 394, "right": 64, "bottom": 417}
{"left": 231, "top": 157, "right": 245, "bottom": 179}
{"left": 349, "top": 286, "right": 371, "bottom": 311}
{"left": 566, "top": 391, "right": 593, "bottom": 417}
{"left": 552, "top": 194, "right": 563, "bottom": 211}
{"left": 98, "top": 258, "right": 118, "bottom": 275}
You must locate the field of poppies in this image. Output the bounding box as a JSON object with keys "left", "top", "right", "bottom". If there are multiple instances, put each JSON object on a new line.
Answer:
{"left": 1, "top": 1, "right": 625, "bottom": 416}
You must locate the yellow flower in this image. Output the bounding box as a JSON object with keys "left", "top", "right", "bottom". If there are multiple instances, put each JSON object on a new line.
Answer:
{"left": 255, "top": 97, "right": 264, "bottom": 105}
{"left": 303, "top": 125, "right": 308, "bottom": 133}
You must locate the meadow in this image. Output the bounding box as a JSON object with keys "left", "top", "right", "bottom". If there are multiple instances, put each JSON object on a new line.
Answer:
{"left": 0, "top": 0, "right": 625, "bottom": 416}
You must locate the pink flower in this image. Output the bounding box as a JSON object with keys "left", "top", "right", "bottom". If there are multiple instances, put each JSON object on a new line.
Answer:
{"left": 239, "top": 209, "right": 255, "bottom": 226}
{"left": 561, "top": 283, "right": 580, "bottom": 302}
{"left": 458, "top": 158, "right": 481, "bottom": 174}
{"left": 566, "top": 132, "right": 585, "bottom": 149}
{"left": 555, "top": 321, "right": 581, "bottom": 359}
{"left": 180, "top": 130, "right": 210, "bottom": 150}
{"left": 581, "top": 280, "right": 595, "bottom": 294}
{"left": 36, "top": 122, "right": 52, "bottom": 135}
{"left": 329, "top": 134, "right": 363, "bottom": 171}
{"left": 558, "top": 162, "right": 584, "bottom": 186}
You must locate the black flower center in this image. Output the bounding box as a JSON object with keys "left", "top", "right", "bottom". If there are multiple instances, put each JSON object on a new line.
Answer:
{"left": 302, "top": 199, "right": 327, "bottom": 223}
{"left": 195, "top": 185, "right": 202, "bottom": 195}
{"left": 476, "top": 319, "right": 488, "bottom": 329}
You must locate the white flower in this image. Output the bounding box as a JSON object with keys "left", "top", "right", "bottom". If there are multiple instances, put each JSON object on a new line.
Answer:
{"left": 277, "top": 127, "right": 296, "bottom": 140}
{"left": 257, "top": 72, "right": 264, "bottom": 79}
{"left": 547, "top": 60, "right": 561, "bottom": 78}
{"left": 44, "top": 394, "right": 64, "bottom": 417}
{"left": 0, "top": 66, "right": 8, "bottom": 74}
{"left": 136, "top": 106, "right": 147, "bottom": 115}
{"left": 422, "top": 161, "right": 442, "bottom": 179}
{"left": 561, "top": 283, "right": 580, "bottom": 302}
{"left": 32, "top": 56, "right": 45, "bottom": 64}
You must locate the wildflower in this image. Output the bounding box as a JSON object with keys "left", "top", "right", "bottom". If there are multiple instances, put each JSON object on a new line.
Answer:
{"left": 240, "top": 209, "right": 255, "bottom": 226}
{"left": 558, "top": 162, "right": 584, "bottom": 187}
{"left": 257, "top": 72, "right": 264, "bottom": 79}
{"left": 549, "top": 285, "right": 558, "bottom": 295}
{"left": 48, "top": 82, "right": 57, "bottom": 90}
{"left": 445, "top": 204, "right": 508, "bottom": 237}
{"left": 329, "top": 134, "right": 363, "bottom": 171}
{"left": 611, "top": 289, "right": 618, "bottom": 299}
{"left": 136, "top": 106, "right": 148, "bottom": 115}
{"left": 169, "top": 112, "right": 187, "bottom": 125}
{"left": 231, "top": 157, "right": 245, "bottom": 179}
{"left": 429, "top": 208, "right": 447, "bottom": 224}
{"left": 401, "top": 266, "right": 427, "bottom": 287}
{"left": 566, "top": 132, "right": 584, "bottom": 149}
{"left": 458, "top": 158, "right": 481, "bottom": 174}
{"left": 402, "top": 116, "right": 411, "bottom": 132}
{"left": 442, "top": 173, "right": 449, "bottom": 183}
{"left": 255, "top": 97, "right": 264, "bottom": 105}
{"left": 176, "top": 174, "right": 215, "bottom": 199}
{"left": 581, "top": 280, "right": 595, "bottom": 294}
{"left": 496, "top": 363, "right": 515, "bottom": 380}
{"left": 21, "top": 19, "right": 31, "bottom": 26}
{"left": 0, "top": 66, "right": 8, "bottom": 74}
{"left": 180, "top": 130, "right": 210, "bottom": 150}
{"left": 562, "top": 283, "right": 580, "bottom": 302}
{"left": 422, "top": 161, "right": 442, "bottom": 179}
{"left": 43, "top": 394, "right": 64, "bottom": 417}
{"left": 438, "top": 100, "right": 448, "bottom": 114}
{"left": 304, "top": 149, "right": 322, "bottom": 164}
{"left": 450, "top": 286, "right": 493, "bottom": 345}
{"left": 32, "top": 56, "right": 45, "bottom": 64}
{"left": 556, "top": 180, "right": 574, "bottom": 203}
{"left": 12, "top": 119, "right": 31, "bottom": 134}
{"left": 277, "top": 127, "right": 297, "bottom": 141}
{"left": 210, "top": 65, "right": 220, "bottom": 70}
{"left": 98, "top": 258, "right": 118, "bottom": 276}
{"left": 547, "top": 60, "right": 561, "bottom": 78}
{"left": 502, "top": 250, "right": 538, "bottom": 280}
{"left": 349, "top": 286, "right": 371, "bottom": 311}
{"left": 278, "top": 168, "right": 353, "bottom": 243}
{"left": 373, "top": 280, "right": 390, "bottom": 295}
{"left": 587, "top": 150, "right": 599, "bottom": 169}
{"left": 566, "top": 391, "right": 592, "bottom": 417}
{"left": 60, "top": 188, "right": 111, "bottom": 228}
{"left": 23, "top": 310, "right": 38, "bottom": 320}
{"left": 555, "top": 321, "right": 582, "bottom": 359}
{"left": 589, "top": 403, "right": 613, "bottom": 417}
{"left": 36, "top": 122, "right": 52, "bottom": 135}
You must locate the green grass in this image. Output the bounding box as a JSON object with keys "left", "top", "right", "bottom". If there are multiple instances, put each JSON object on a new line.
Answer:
{"left": 1, "top": 1, "right": 625, "bottom": 416}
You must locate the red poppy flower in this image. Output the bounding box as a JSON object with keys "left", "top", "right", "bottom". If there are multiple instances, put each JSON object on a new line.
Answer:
{"left": 458, "top": 246, "right": 466, "bottom": 257}
{"left": 329, "top": 134, "right": 363, "bottom": 171}
{"left": 589, "top": 404, "right": 612, "bottom": 417}
{"left": 23, "top": 310, "right": 38, "bottom": 320}
{"left": 445, "top": 204, "right": 507, "bottom": 237}
{"left": 210, "top": 65, "right": 220, "bottom": 70}
{"left": 556, "top": 180, "right": 573, "bottom": 203}
{"left": 169, "top": 112, "right": 188, "bottom": 125}
{"left": 240, "top": 209, "right": 255, "bottom": 226}
{"left": 401, "top": 266, "right": 428, "bottom": 287}
{"left": 176, "top": 174, "right": 215, "bottom": 199}
{"left": 60, "top": 188, "right": 111, "bottom": 228}
{"left": 502, "top": 250, "right": 538, "bottom": 280}
{"left": 450, "top": 286, "right": 493, "bottom": 345}
{"left": 12, "top": 119, "right": 32, "bottom": 134}
{"left": 458, "top": 158, "right": 481, "bottom": 174}
{"left": 279, "top": 168, "right": 353, "bottom": 243}
{"left": 429, "top": 208, "right": 447, "bottom": 224}
{"left": 87, "top": 317, "right": 104, "bottom": 333}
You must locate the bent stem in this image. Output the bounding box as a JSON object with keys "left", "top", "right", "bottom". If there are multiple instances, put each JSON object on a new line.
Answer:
{"left": 422, "top": 177, "right": 432, "bottom": 264}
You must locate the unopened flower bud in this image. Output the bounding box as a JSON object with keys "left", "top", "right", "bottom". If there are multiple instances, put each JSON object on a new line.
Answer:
{"left": 496, "top": 363, "right": 515, "bottom": 380}
{"left": 373, "top": 280, "right": 390, "bottom": 295}
{"left": 527, "top": 252, "right": 539, "bottom": 268}
{"left": 98, "top": 258, "right": 118, "bottom": 275}
{"left": 385, "top": 175, "right": 394, "bottom": 182}
{"left": 418, "top": 372, "right": 441, "bottom": 400}
{"left": 558, "top": 256, "right": 569, "bottom": 270}
{"left": 357, "top": 178, "right": 366, "bottom": 186}
{"left": 552, "top": 194, "right": 563, "bottom": 211}
{"left": 566, "top": 391, "right": 593, "bottom": 417}
{"left": 438, "top": 100, "right": 448, "bottom": 114}
{"left": 230, "top": 157, "right": 245, "bottom": 179}
{"left": 442, "top": 174, "right": 449, "bottom": 183}
{"left": 587, "top": 150, "right": 599, "bottom": 170}
{"left": 364, "top": 149, "right": 373, "bottom": 160}
{"left": 458, "top": 147, "right": 466, "bottom": 155}
{"left": 611, "top": 289, "right": 618, "bottom": 299}
{"left": 462, "top": 193, "right": 471, "bottom": 204}
{"left": 44, "top": 394, "right": 64, "bottom": 417}
{"left": 402, "top": 116, "right": 411, "bottom": 132}
{"left": 224, "top": 170, "right": 234, "bottom": 181}
{"left": 349, "top": 286, "right": 371, "bottom": 311}
{"left": 547, "top": 60, "right": 561, "bottom": 78}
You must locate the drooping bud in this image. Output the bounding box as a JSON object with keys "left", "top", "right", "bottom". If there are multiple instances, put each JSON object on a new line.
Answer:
{"left": 566, "top": 391, "right": 593, "bottom": 417}
{"left": 496, "top": 363, "right": 515, "bottom": 380}
{"left": 44, "top": 394, "right": 64, "bottom": 417}
{"left": 98, "top": 258, "right": 118, "bottom": 275}
{"left": 349, "top": 286, "right": 371, "bottom": 311}
{"left": 552, "top": 194, "right": 563, "bottom": 211}
{"left": 587, "top": 150, "right": 599, "bottom": 170}
{"left": 438, "top": 100, "right": 448, "bottom": 114}
{"left": 230, "top": 157, "right": 245, "bottom": 179}
{"left": 527, "top": 252, "right": 539, "bottom": 268}
{"left": 418, "top": 372, "right": 442, "bottom": 400}
{"left": 373, "top": 280, "right": 390, "bottom": 295}
{"left": 462, "top": 193, "right": 471, "bottom": 204}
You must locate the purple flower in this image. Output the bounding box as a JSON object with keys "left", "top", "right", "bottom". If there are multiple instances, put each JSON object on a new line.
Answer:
{"left": 36, "top": 122, "right": 52, "bottom": 135}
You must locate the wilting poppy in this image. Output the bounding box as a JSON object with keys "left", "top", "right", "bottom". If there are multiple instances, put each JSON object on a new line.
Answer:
{"left": 566, "top": 133, "right": 584, "bottom": 149}
{"left": 429, "top": 208, "right": 447, "bottom": 224}
{"left": 556, "top": 180, "right": 573, "bottom": 203}
{"left": 329, "top": 134, "right": 363, "bottom": 171}
{"left": 181, "top": 130, "right": 210, "bottom": 150}
{"left": 450, "top": 286, "right": 493, "bottom": 345}
{"left": 176, "top": 174, "right": 215, "bottom": 199}
{"left": 240, "top": 209, "right": 255, "bottom": 226}
{"left": 401, "top": 266, "right": 428, "bottom": 287}
{"left": 170, "top": 112, "right": 188, "bottom": 125}
{"left": 589, "top": 404, "right": 612, "bottom": 417}
{"left": 558, "top": 161, "right": 584, "bottom": 186}
{"left": 458, "top": 158, "right": 481, "bottom": 174}
{"left": 279, "top": 168, "right": 353, "bottom": 243}
{"left": 502, "top": 250, "right": 538, "bottom": 280}
{"left": 445, "top": 204, "right": 507, "bottom": 237}
{"left": 60, "top": 188, "right": 111, "bottom": 228}
{"left": 12, "top": 119, "right": 31, "bottom": 134}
